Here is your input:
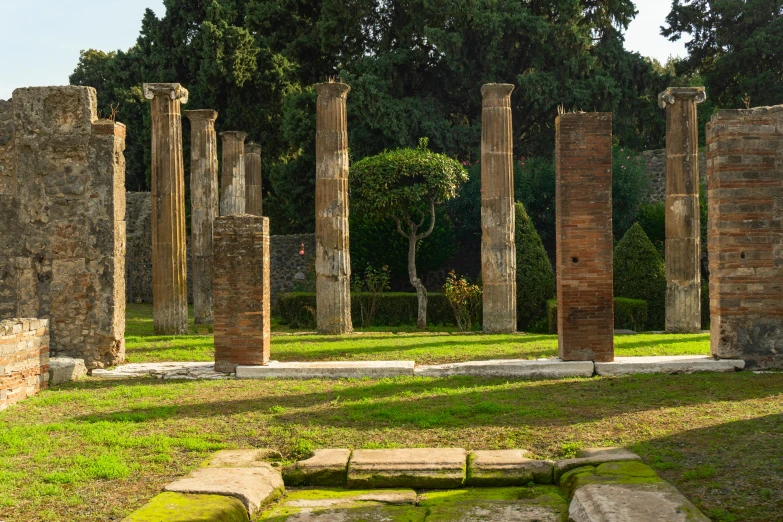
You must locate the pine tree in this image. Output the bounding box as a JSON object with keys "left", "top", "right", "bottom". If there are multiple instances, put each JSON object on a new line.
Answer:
{"left": 614, "top": 223, "right": 666, "bottom": 330}
{"left": 515, "top": 202, "right": 555, "bottom": 331}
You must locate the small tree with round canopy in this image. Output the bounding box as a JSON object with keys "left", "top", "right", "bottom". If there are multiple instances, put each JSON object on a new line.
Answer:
{"left": 350, "top": 138, "right": 468, "bottom": 328}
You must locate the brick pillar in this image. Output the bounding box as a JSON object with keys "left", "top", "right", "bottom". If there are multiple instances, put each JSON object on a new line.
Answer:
{"left": 144, "top": 83, "right": 189, "bottom": 335}
{"left": 555, "top": 113, "right": 614, "bottom": 362}
{"left": 315, "top": 82, "right": 353, "bottom": 334}
{"left": 213, "top": 215, "right": 271, "bottom": 372}
{"left": 706, "top": 106, "right": 783, "bottom": 369}
{"left": 184, "top": 109, "right": 219, "bottom": 325}
{"left": 659, "top": 87, "right": 706, "bottom": 333}
{"left": 245, "top": 143, "right": 263, "bottom": 216}
{"left": 481, "top": 84, "right": 517, "bottom": 333}
{"left": 220, "top": 131, "right": 247, "bottom": 216}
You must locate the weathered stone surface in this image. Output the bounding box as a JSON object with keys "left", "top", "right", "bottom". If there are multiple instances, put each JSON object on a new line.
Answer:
{"left": 259, "top": 488, "right": 422, "bottom": 521}
{"left": 236, "top": 360, "right": 414, "bottom": 379}
{"left": 315, "top": 82, "right": 353, "bottom": 334}
{"left": 420, "top": 487, "right": 568, "bottom": 522}
{"left": 0, "top": 318, "right": 49, "bottom": 411}
{"left": 122, "top": 492, "right": 249, "bottom": 522}
{"left": 269, "top": 234, "right": 315, "bottom": 305}
{"left": 706, "top": 105, "right": 783, "bottom": 369}
{"left": 220, "top": 131, "right": 247, "bottom": 216}
{"left": 554, "top": 448, "right": 641, "bottom": 482}
{"left": 569, "top": 483, "right": 709, "bottom": 522}
{"left": 660, "top": 87, "right": 705, "bottom": 334}
{"left": 207, "top": 449, "right": 282, "bottom": 468}
{"left": 347, "top": 448, "right": 466, "bottom": 489}
{"left": 555, "top": 113, "right": 614, "bottom": 362}
{"left": 594, "top": 355, "right": 744, "bottom": 376}
{"left": 165, "top": 466, "right": 284, "bottom": 516}
{"left": 467, "top": 450, "right": 554, "bottom": 485}
{"left": 213, "top": 215, "right": 271, "bottom": 372}
{"left": 184, "top": 110, "right": 219, "bottom": 325}
{"left": 144, "top": 83, "right": 189, "bottom": 336}
{"left": 414, "top": 358, "right": 594, "bottom": 378}
{"left": 91, "top": 362, "right": 228, "bottom": 380}
{"left": 244, "top": 143, "right": 263, "bottom": 216}
{"left": 48, "top": 356, "right": 87, "bottom": 385}
{"left": 0, "top": 98, "right": 17, "bottom": 321}
{"left": 560, "top": 461, "right": 663, "bottom": 498}
{"left": 283, "top": 448, "right": 351, "bottom": 486}
{"left": 481, "top": 84, "right": 516, "bottom": 334}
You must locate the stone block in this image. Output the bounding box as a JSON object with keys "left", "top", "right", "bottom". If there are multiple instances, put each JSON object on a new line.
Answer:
{"left": 594, "top": 356, "right": 744, "bottom": 376}
{"left": 554, "top": 448, "right": 641, "bottom": 482}
{"left": 414, "top": 359, "right": 594, "bottom": 378}
{"left": 347, "top": 448, "right": 466, "bottom": 489}
{"left": 569, "top": 483, "right": 709, "bottom": 522}
{"left": 283, "top": 448, "right": 351, "bottom": 486}
{"left": 236, "top": 361, "right": 414, "bottom": 379}
{"left": 206, "top": 449, "right": 282, "bottom": 468}
{"left": 260, "top": 488, "right": 421, "bottom": 520}
{"left": 419, "top": 487, "right": 568, "bottom": 522}
{"left": 122, "top": 492, "right": 249, "bottom": 522}
{"left": 466, "top": 449, "right": 554, "bottom": 485}
{"left": 48, "top": 356, "right": 87, "bottom": 385}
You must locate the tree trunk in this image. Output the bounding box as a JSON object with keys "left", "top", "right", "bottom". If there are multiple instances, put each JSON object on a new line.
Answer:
{"left": 408, "top": 233, "right": 428, "bottom": 329}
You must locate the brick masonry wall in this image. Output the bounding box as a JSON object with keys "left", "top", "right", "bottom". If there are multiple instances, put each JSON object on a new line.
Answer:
{"left": 555, "top": 113, "right": 614, "bottom": 362}
{"left": 213, "top": 215, "right": 271, "bottom": 372}
{"left": 706, "top": 106, "right": 783, "bottom": 369}
{"left": 0, "top": 318, "right": 49, "bottom": 411}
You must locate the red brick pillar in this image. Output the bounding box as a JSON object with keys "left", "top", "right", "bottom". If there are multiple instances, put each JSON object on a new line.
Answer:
{"left": 555, "top": 113, "right": 614, "bottom": 362}
{"left": 213, "top": 215, "right": 271, "bottom": 372}
{"left": 706, "top": 107, "right": 783, "bottom": 369}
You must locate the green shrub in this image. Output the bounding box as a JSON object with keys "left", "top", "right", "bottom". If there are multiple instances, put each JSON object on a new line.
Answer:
{"left": 613, "top": 223, "right": 666, "bottom": 330}
{"left": 546, "top": 298, "right": 648, "bottom": 333}
{"left": 636, "top": 202, "right": 665, "bottom": 254}
{"left": 612, "top": 148, "right": 651, "bottom": 238}
{"left": 515, "top": 202, "right": 555, "bottom": 331}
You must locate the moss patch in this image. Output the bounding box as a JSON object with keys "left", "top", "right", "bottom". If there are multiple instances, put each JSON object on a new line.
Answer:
{"left": 560, "top": 461, "right": 664, "bottom": 498}
{"left": 419, "top": 486, "right": 568, "bottom": 521}
{"left": 122, "top": 492, "right": 248, "bottom": 522}
{"left": 259, "top": 488, "right": 423, "bottom": 521}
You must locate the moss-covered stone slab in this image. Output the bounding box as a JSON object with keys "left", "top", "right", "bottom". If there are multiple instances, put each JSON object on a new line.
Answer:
{"left": 419, "top": 486, "right": 568, "bottom": 521}
{"left": 283, "top": 448, "right": 350, "bottom": 486}
{"left": 569, "top": 483, "right": 710, "bottom": 521}
{"left": 554, "top": 447, "right": 641, "bottom": 482}
{"left": 466, "top": 450, "right": 554, "bottom": 486}
{"left": 122, "top": 492, "right": 249, "bottom": 522}
{"left": 559, "top": 461, "right": 663, "bottom": 498}
{"left": 206, "top": 449, "right": 282, "bottom": 468}
{"left": 259, "top": 487, "right": 424, "bottom": 521}
{"left": 347, "top": 448, "right": 466, "bottom": 489}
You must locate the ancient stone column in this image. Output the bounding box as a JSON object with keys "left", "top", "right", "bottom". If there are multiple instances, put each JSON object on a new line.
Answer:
{"left": 555, "top": 113, "right": 614, "bottom": 362}
{"left": 659, "top": 87, "right": 706, "bottom": 333}
{"left": 220, "top": 131, "right": 247, "bottom": 216}
{"left": 481, "top": 84, "right": 517, "bottom": 333}
{"left": 315, "top": 82, "right": 353, "bottom": 334}
{"left": 144, "top": 83, "right": 189, "bottom": 335}
{"left": 245, "top": 143, "right": 263, "bottom": 216}
{"left": 184, "top": 109, "right": 219, "bottom": 325}
{"left": 213, "top": 215, "right": 271, "bottom": 372}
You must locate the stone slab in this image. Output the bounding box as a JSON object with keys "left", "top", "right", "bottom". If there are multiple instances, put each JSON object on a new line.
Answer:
{"left": 164, "top": 466, "right": 284, "bottom": 515}
{"left": 414, "top": 359, "right": 594, "bottom": 378}
{"left": 347, "top": 448, "right": 467, "bottom": 489}
{"left": 92, "top": 362, "right": 229, "bottom": 380}
{"left": 467, "top": 450, "right": 554, "bottom": 485}
{"left": 48, "top": 357, "right": 87, "bottom": 385}
{"left": 555, "top": 448, "right": 642, "bottom": 482}
{"left": 283, "top": 448, "right": 351, "bottom": 486}
{"left": 569, "top": 483, "right": 709, "bottom": 521}
{"left": 207, "top": 449, "right": 282, "bottom": 468}
{"left": 259, "top": 488, "right": 422, "bottom": 521}
{"left": 236, "top": 361, "right": 415, "bottom": 379}
{"left": 594, "top": 356, "right": 745, "bottom": 376}
{"left": 122, "top": 492, "right": 249, "bottom": 522}
{"left": 560, "top": 461, "right": 663, "bottom": 498}
{"left": 420, "top": 487, "right": 569, "bottom": 522}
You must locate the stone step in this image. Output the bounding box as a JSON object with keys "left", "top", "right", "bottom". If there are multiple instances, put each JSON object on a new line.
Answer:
{"left": 415, "top": 358, "right": 594, "bottom": 378}
{"left": 594, "top": 356, "right": 744, "bottom": 376}
{"left": 347, "top": 448, "right": 467, "bottom": 489}
{"left": 236, "top": 360, "right": 415, "bottom": 379}
{"left": 569, "top": 483, "right": 709, "bottom": 521}
{"left": 48, "top": 356, "right": 87, "bottom": 385}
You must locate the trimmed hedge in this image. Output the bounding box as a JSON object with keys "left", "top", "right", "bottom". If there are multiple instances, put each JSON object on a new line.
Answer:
{"left": 614, "top": 223, "right": 666, "bottom": 330}
{"left": 547, "top": 298, "right": 648, "bottom": 333}
{"left": 278, "top": 292, "right": 460, "bottom": 328}
{"left": 515, "top": 202, "right": 556, "bottom": 331}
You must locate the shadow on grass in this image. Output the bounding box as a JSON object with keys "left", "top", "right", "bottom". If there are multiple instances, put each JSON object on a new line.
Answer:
{"left": 615, "top": 334, "right": 709, "bottom": 349}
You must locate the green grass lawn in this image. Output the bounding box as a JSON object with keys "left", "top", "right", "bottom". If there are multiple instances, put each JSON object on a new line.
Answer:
{"left": 125, "top": 303, "right": 710, "bottom": 364}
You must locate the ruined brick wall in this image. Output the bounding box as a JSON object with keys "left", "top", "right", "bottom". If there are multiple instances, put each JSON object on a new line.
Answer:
{"left": 706, "top": 106, "right": 783, "bottom": 369}
{"left": 555, "top": 113, "right": 614, "bottom": 362}
{"left": 4, "top": 87, "right": 126, "bottom": 368}
{"left": 213, "top": 215, "right": 271, "bottom": 372}
{"left": 0, "top": 99, "right": 18, "bottom": 320}
{"left": 0, "top": 318, "right": 49, "bottom": 411}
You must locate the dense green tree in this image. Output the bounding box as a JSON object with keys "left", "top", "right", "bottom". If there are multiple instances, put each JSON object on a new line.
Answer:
{"left": 614, "top": 223, "right": 666, "bottom": 330}
{"left": 515, "top": 202, "right": 555, "bottom": 331}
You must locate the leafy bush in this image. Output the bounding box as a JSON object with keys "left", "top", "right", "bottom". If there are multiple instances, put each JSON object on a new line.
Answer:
{"left": 443, "top": 271, "right": 482, "bottom": 332}
{"left": 546, "top": 298, "right": 648, "bottom": 333}
{"left": 612, "top": 148, "right": 651, "bottom": 238}
{"left": 614, "top": 223, "right": 666, "bottom": 330}
{"left": 515, "top": 157, "right": 557, "bottom": 247}
{"left": 636, "top": 202, "right": 665, "bottom": 255}
{"left": 351, "top": 265, "right": 391, "bottom": 327}
{"left": 515, "top": 202, "right": 555, "bottom": 331}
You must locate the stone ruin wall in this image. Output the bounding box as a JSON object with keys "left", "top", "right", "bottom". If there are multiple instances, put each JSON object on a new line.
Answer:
{"left": 641, "top": 149, "right": 706, "bottom": 203}
{"left": 0, "top": 318, "right": 49, "bottom": 411}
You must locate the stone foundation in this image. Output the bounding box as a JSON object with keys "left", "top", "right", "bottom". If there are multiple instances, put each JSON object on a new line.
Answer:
{"left": 0, "top": 318, "right": 49, "bottom": 411}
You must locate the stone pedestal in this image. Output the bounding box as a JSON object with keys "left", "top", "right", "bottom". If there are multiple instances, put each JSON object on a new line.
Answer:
{"left": 481, "top": 84, "right": 517, "bottom": 333}
{"left": 144, "top": 83, "right": 189, "bottom": 335}
{"left": 315, "top": 83, "right": 353, "bottom": 334}
{"left": 555, "top": 113, "right": 614, "bottom": 362}
{"left": 706, "top": 106, "right": 783, "bottom": 369}
{"left": 245, "top": 143, "right": 263, "bottom": 216}
{"left": 184, "top": 110, "right": 219, "bottom": 325}
{"left": 659, "top": 87, "right": 705, "bottom": 333}
{"left": 213, "top": 215, "right": 271, "bottom": 372}
{"left": 220, "top": 131, "right": 247, "bottom": 216}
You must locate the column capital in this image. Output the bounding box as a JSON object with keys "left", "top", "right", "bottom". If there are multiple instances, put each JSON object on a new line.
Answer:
{"left": 220, "top": 131, "right": 247, "bottom": 142}
{"left": 143, "top": 83, "right": 189, "bottom": 104}
{"left": 315, "top": 82, "right": 351, "bottom": 99}
{"left": 246, "top": 143, "right": 262, "bottom": 155}
{"left": 184, "top": 109, "right": 218, "bottom": 122}
{"left": 658, "top": 87, "right": 706, "bottom": 109}
{"left": 481, "top": 83, "right": 514, "bottom": 107}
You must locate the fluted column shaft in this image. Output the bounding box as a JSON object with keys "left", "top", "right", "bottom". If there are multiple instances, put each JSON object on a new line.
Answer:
{"left": 220, "top": 131, "right": 247, "bottom": 216}
{"left": 245, "top": 143, "right": 263, "bottom": 216}
{"left": 184, "top": 109, "right": 219, "bottom": 325}
{"left": 659, "top": 87, "right": 706, "bottom": 333}
{"left": 144, "top": 83, "right": 189, "bottom": 335}
{"left": 481, "top": 84, "right": 517, "bottom": 333}
{"left": 315, "top": 82, "right": 353, "bottom": 334}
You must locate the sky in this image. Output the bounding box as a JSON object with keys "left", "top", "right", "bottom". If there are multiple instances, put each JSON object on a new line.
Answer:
{"left": 0, "top": 0, "right": 688, "bottom": 100}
